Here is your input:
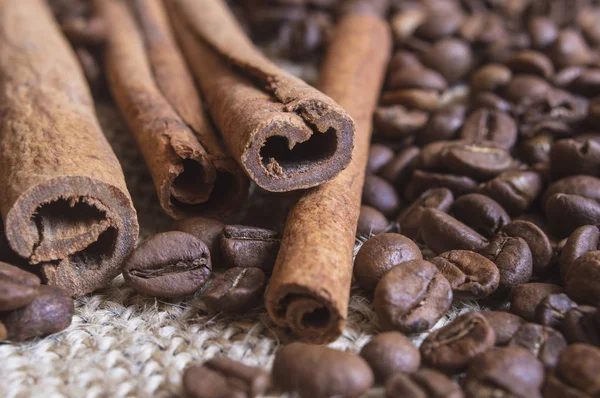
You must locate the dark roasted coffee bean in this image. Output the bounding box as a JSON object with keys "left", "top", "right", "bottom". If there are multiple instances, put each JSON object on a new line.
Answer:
{"left": 553, "top": 66, "right": 584, "bottom": 88}
{"left": 546, "top": 193, "right": 600, "bottom": 238}
{"left": 460, "top": 109, "right": 517, "bottom": 149}
{"left": 0, "top": 285, "right": 74, "bottom": 342}
{"left": 124, "top": 231, "right": 211, "bottom": 298}
{"left": 551, "top": 29, "right": 592, "bottom": 68}
{"left": 510, "top": 283, "right": 564, "bottom": 322}
{"left": 543, "top": 175, "right": 600, "bottom": 206}
{"left": 464, "top": 347, "right": 544, "bottom": 398}
{"left": 430, "top": 250, "right": 499, "bottom": 299}
{"left": 203, "top": 267, "right": 266, "bottom": 313}
{"left": 480, "top": 310, "right": 525, "bottom": 345}
{"left": 385, "top": 368, "right": 463, "bottom": 398}
{"left": 220, "top": 225, "right": 280, "bottom": 273}
{"left": 406, "top": 170, "right": 478, "bottom": 201}
{"left": 528, "top": 16, "right": 558, "bottom": 49}
{"left": 273, "top": 343, "right": 373, "bottom": 398}
{"left": 471, "top": 91, "right": 514, "bottom": 113}
{"left": 357, "top": 205, "right": 389, "bottom": 238}
{"left": 451, "top": 194, "right": 510, "bottom": 237}
{"left": 396, "top": 188, "right": 453, "bottom": 240}
{"left": 470, "top": 64, "right": 512, "bottom": 94}
{"left": 579, "top": 10, "right": 600, "bottom": 45}
{"left": 380, "top": 89, "right": 440, "bottom": 111}
{"left": 421, "top": 208, "right": 488, "bottom": 254}
{"left": 478, "top": 171, "right": 543, "bottom": 215}
{"left": 386, "top": 66, "right": 447, "bottom": 92}
{"left": 562, "top": 306, "right": 600, "bottom": 346}
{"left": 571, "top": 67, "right": 600, "bottom": 97}
{"left": 519, "top": 134, "right": 553, "bottom": 165}
{"left": 362, "top": 175, "right": 401, "bottom": 217}
{"left": 379, "top": 146, "right": 419, "bottom": 187}
{"left": 560, "top": 225, "right": 600, "bottom": 280}
{"left": 501, "top": 221, "right": 553, "bottom": 276}
{"left": 360, "top": 332, "right": 420, "bottom": 383}
{"left": 420, "top": 311, "right": 495, "bottom": 374}
{"left": 417, "top": 140, "right": 455, "bottom": 170}
{"left": 374, "top": 105, "right": 429, "bottom": 139}
{"left": 551, "top": 139, "right": 600, "bottom": 179}
{"left": 565, "top": 251, "right": 600, "bottom": 304}
{"left": 0, "top": 261, "right": 40, "bottom": 311}
{"left": 508, "top": 323, "right": 567, "bottom": 368}
{"left": 172, "top": 216, "right": 225, "bottom": 265}
{"left": 478, "top": 236, "right": 533, "bottom": 297}
{"left": 419, "top": 105, "right": 466, "bottom": 145}
{"left": 389, "top": 50, "right": 422, "bottom": 70}
{"left": 367, "top": 144, "right": 394, "bottom": 174}
{"left": 535, "top": 293, "right": 578, "bottom": 329}
{"left": 422, "top": 38, "right": 473, "bottom": 84}
{"left": 390, "top": 9, "right": 426, "bottom": 43}
{"left": 440, "top": 142, "right": 515, "bottom": 181}
{"left": 374, "top": 260, "right": 453, "bottom": 334}
{"left": 543, "top": 344, "right": 600, "bottom": 398}
{"left": 183, "top": 357, "right": 270, "bottom": 398}
{"left": 506, "top": 50, "right": 554, "bottom": 79}
{"left": 354, "top": 233, "right": 422, "bottom": 292}
{"left": 504, "top": 74, "right": 551, "bottom": 103}
{"left": 416, "top": 2, "right": 463, "bottom": 40}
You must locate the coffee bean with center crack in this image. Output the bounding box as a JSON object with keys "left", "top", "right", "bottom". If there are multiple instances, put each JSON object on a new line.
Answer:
{"left": 501, "top": 220, "right": 553, "bottom": 276}
{"left": 543, "top": 344, "right": 600, "bottom": 398}
{"left": 203, "top": 267, "right": 266, "bottom": 313}
{"left": 535, "top": 293, "right": 578, "bottom": 329}
{"left": 560, "top": 225, "right": 600, "bottom": 280}
{"left": 451, "top": 194, "right": 511, "bottom": 237}
{"left": 508, "top": 323, "right": 567, "bottom": 368}
{"left": 478, "top": 171, "right": 543, "bottom": 215}
{"left": 421, "top": 208, "right": 488, "bottom": 254}
{"left": 460, "top": 108, "right": 517, "bottom": 149}
{"left": 220, "top": 225, "right": 281, "bottom": 273}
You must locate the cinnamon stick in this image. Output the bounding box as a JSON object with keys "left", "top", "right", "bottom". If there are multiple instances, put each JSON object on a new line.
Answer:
{"left": 165, "top": 0, "right": 355, "bottom": 192}
{"left": 0, "top": 0, "right": 139, "bottom": 297}
{"left": 266, "top": 2, "right": 392, "bottom": 343}
{"left": 97, "top": 0, "right": 249, "bottom": 220}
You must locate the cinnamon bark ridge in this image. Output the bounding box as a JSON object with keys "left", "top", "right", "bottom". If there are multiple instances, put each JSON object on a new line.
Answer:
{"left": 0, "top": 0, "right": 139, "bottom": 297}
{"left": 165, "top": 0, "right": 355, "bottom": 192}
{"left": 266, "top": 3, "right": 392, "bottom": 343}
{"left": 98, "top": 0, "right": 248, "bottom": 220}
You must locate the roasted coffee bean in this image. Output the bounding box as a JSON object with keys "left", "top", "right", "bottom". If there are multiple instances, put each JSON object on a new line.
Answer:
{"left": 506, "top": 50, "right": 554, "bottom": 79}
{"left": 459, "top": 12, "right": 506, "bottom": 44}
{"left": 273, "top": 343, "right": 373, "bottom": 398}
{"left": 460, "top": 109, "right": 517, "bottom": 149}
{"left": 519, "top": 134, "right": 553, "bottom": 165}
{"left": 528, "top": 16, "right": 558, "bottom": 49}
{"left": 535, "top": 293, "right": 578, "bottom": 329}
{"left": 470, "top": 64, "right": 512, "bottom": 94}
{"left": 374, "top": 105, "right": 429, "bottom": 139}
{"left": 543, "top": 175, "right": 600, "bottom": 206}
{"left": 360, "top": 332, "right": 420, "bottom": 383}
{"left": 417, "top": 140, "right": 455, "bottom": 170}
{"left": 464, "top": 347, "right": 544, "bottom": 398}
{"left": 560, "top": 225, "right": 600, "bottom": 279}
{"left": 124, "top": 231, "right": 211, "bottom": 298}
{"left": 367, "top": 144, "right": 394, "bottom": 174}
{"left": 362, "top": 175, "right": 401, "bottom": 217}
{"left": 553, "top": 66, "right": 584, "bottom": 88}
{"left": 546, "top": 193, "right": 600, "bottom": 238}
{"left": 543, "top": 344, "right": 600, "bottom": 398}
{"left": 416, "top": 2, "right": 463, "bottom": 40}
{"left": 510, "top": 283, "right": 564, "bottom": 322}
{"left": 0, "top": 320, "right": 6, "bottom": 340}
{"left": 565, "top": 251, "right": 600, "bottom": 304}
{"left": 550, "top": 29, "right": 592, "bottom": 68}
{"left": 418, "top": 104, "right": 466, "bottom": 145}
{"left": 396, "top": 188, "right": 453, "bottom": 240}
{"left": 388, "top": 50, "right": 422, "bottom": 70}
{"left": 386, "top": 66, "right": 447, "bottom": 92}
{"left": 220, "top": 225, "right": 281, "bottom": 273}
{"left": 503, "top": 74, "right": 551, "bottom": 103}
{"left": 420, "top": 311, "right": 496, "bottom": 374}
{"left": 478, "top": 236, "right": 533, "bottom": 296}
{"left": 430, "top": 250, "right": 500, "bottom": 299}
{"left": 562, "top": 306, "right": 600, "bottom": 346}
{"left": 508, "top": 323, "right": 567, "bottom": 368}
{"left": 0, "top": 285, "right": 74, "bottom": 342}
{"left": 357, "top": 205, "right": 389, "bottom": 237}
{"left": 172, "top": 216, "right": 225, "bottom": 265}
{"left": 354, "top": 233, "right": 422, "bottom": 292}
{"left": 478, "top": 171, "right": 543, "bottom": 215}
{"left": 571, "top": 67, "right": 600, "bottom": 97}
{"left": 451, "top": 194, "right": 510, "bottom": 237}
{"left": 471, "top": 91, "right": 514, "bottom": 113}
{"left": 0, "top": 261, "right": 40, "bottom": 311}
{"left": 440, "top": 142, "right": 515, "bottom": 181}
{"left": 203, "top": 267, "right": 266, "bottom": 313}
{"left": 385, "top": 368, "right": 464, "bottom": 398}
{"left": 422, "top": 38, "right": 473, "bottom": 84}
{"left": 480, "top": 310, "right": 525, "bottom": 345}
{"left": 183, "top": 357, "right": 270, "bottom": 398}
{"left": 390, "top": 9, "right": 426, "bottom": 43}
{"left": 380, "top": 88, "right": 440, "bottom": 111}
{"left": 501, "top": 220, "right": 553, "bottom": 276}
{"left": 374, "top": 260, "right": 453, "bottom": 334}
{"left": 405, "top": 170, "right": 478, "bottom": 201}
{"left": 379, "top": 146, "right": 419, "bottom": 187}
{"left": 421, "top": 209, "right": 488, "bottom": 254}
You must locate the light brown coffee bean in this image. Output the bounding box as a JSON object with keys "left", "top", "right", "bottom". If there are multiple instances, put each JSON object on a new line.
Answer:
{"left": 360, "top": 332, "right": 420, "bottom": 383}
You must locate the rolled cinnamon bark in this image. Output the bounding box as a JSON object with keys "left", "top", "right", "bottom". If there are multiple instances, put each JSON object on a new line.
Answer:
{"left": 266, "top": 2, "right": 392, "bottom": 343}
{"left": 0, "top": 0, "right": 139, "bottom": 296}
{"left": 97, "top": 0, "right": 248, "bottom": 219}
{"left": 165, "top": 0, "right": 355, "bottom": 192}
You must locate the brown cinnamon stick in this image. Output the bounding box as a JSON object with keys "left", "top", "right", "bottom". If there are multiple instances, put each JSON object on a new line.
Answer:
{"left": 0, "top": 0, "right": 139, "bottom": 297}
{"left": 265, "top": 2, "right": 392, "bottom": 343}
{"left": 165, "top": 0, "right": 355, "bottom": 192}
{"left": 97, "top": 0, "right": 248, "bottom": 220}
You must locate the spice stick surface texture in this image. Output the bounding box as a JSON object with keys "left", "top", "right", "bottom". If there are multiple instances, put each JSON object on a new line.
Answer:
{"left": 266, "top": 4, "right": 392, "bottom": 344}
{"left": 166, "top": 0, "right": 356, "bottom": 192}
{"left": 99, "top": 0, "right": 248, "bottom": 220}
{"left": 0, "top": 0, "right": 139, "bottom": 296}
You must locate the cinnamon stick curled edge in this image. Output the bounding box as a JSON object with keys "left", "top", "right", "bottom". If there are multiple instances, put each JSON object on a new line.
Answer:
{"left": 166, "top": 0, "right": 355, "bottom": 192}
{"left": 266, "top": 3, "right": 392, "bottom": 344}
{"left": 97, "top": 0, "right": 249, "bottom": 220}
{"left": 0, "top": 0, "right": 139, "bottom": 296}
